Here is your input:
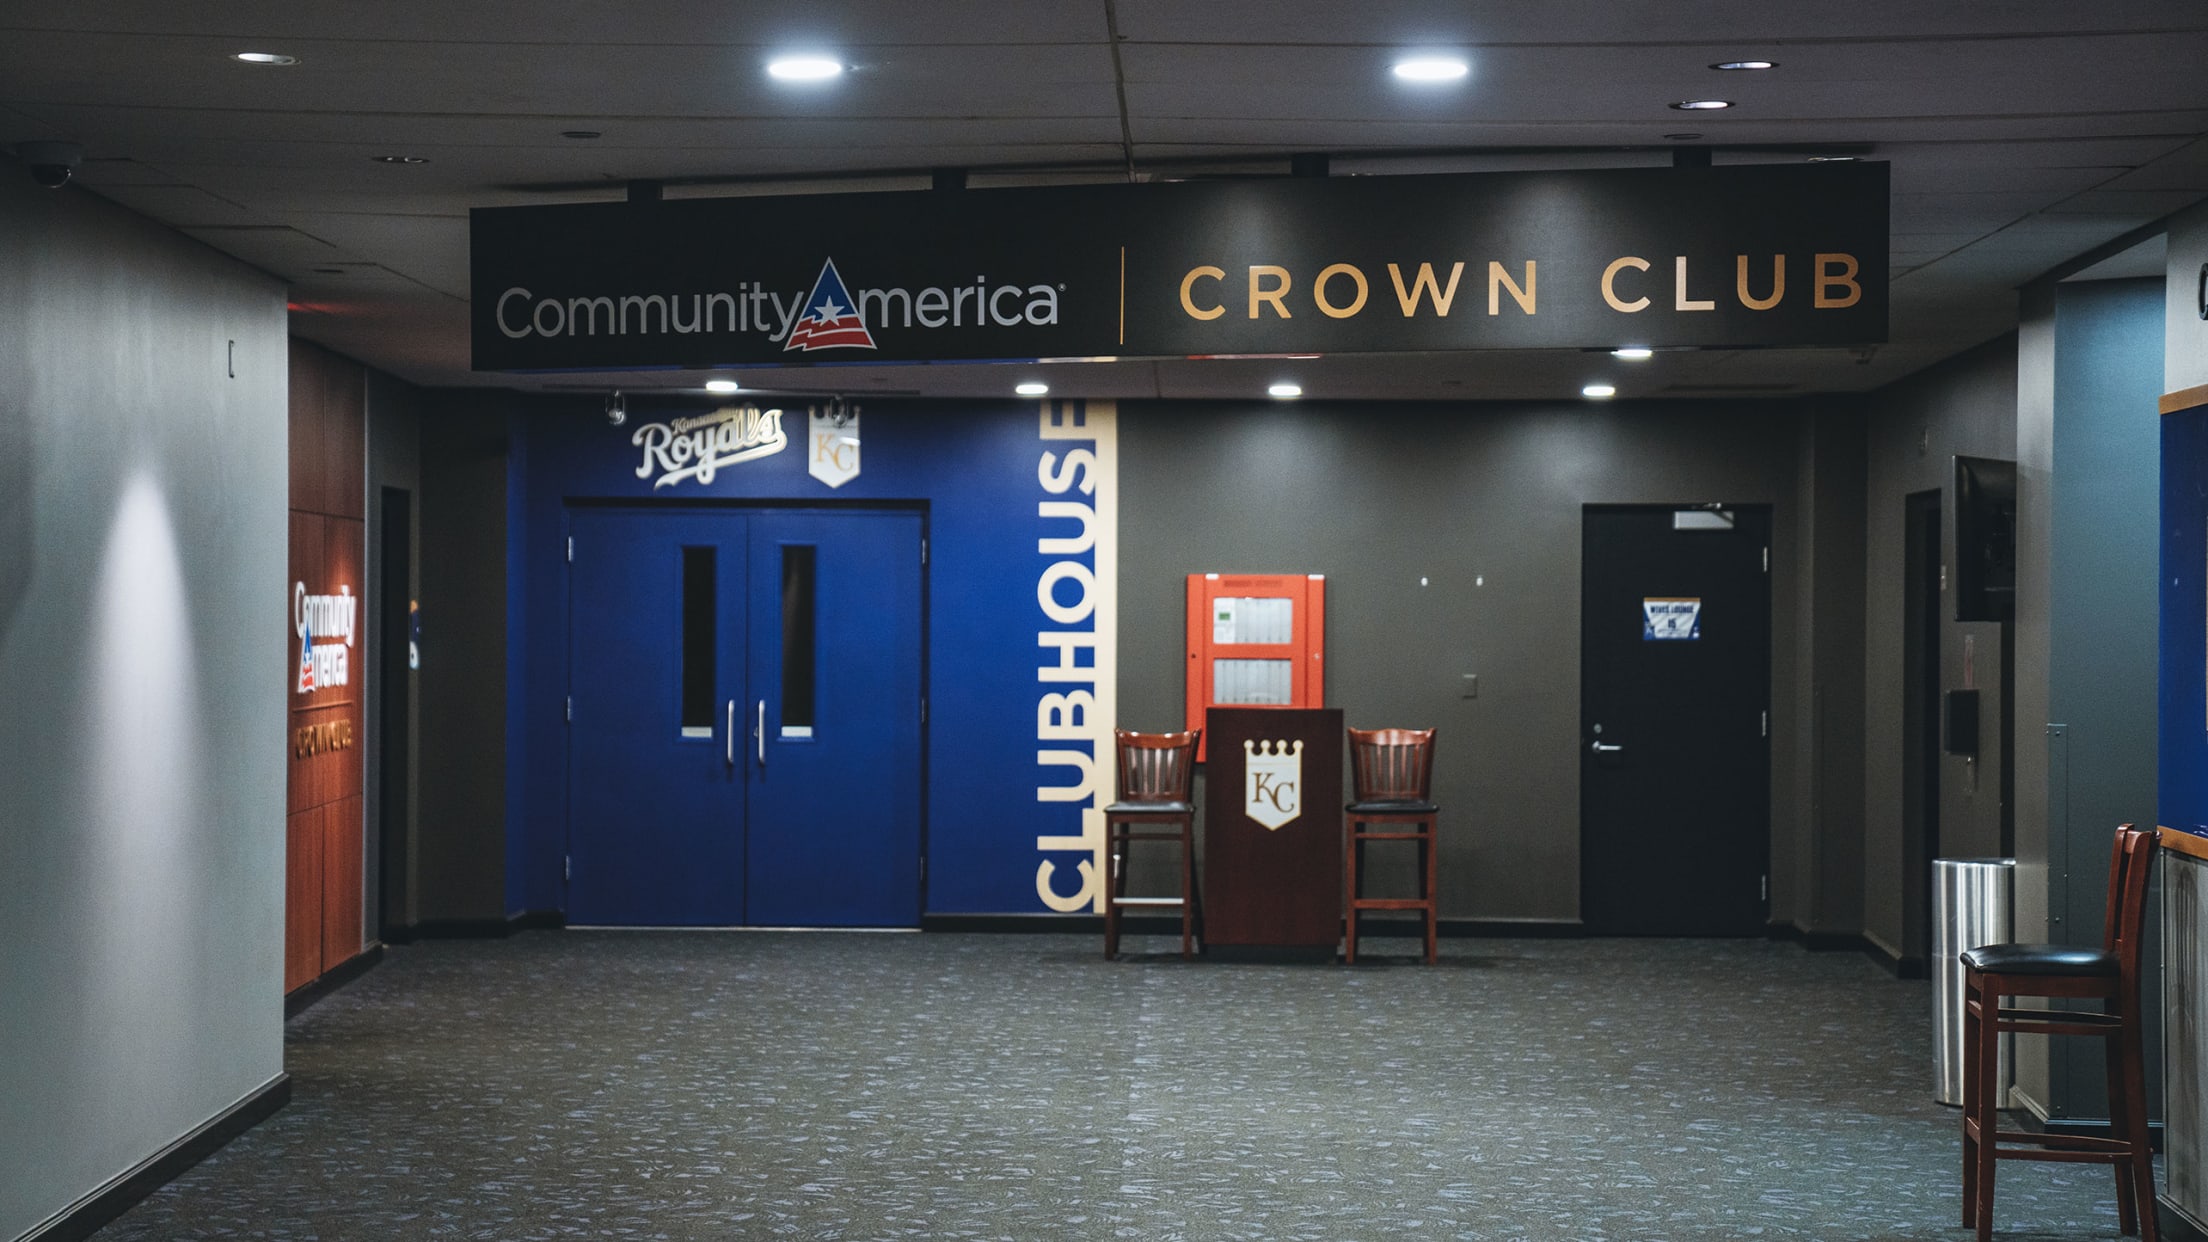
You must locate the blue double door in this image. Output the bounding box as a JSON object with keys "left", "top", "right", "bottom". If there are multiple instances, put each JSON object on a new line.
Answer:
{"left": 566, "top": 507, "right": 923, "bottom": 926}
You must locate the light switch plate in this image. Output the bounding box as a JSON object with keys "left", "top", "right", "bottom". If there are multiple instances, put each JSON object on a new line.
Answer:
{"left": 1461, "top": 674, "right": 1478, "bottom": 699}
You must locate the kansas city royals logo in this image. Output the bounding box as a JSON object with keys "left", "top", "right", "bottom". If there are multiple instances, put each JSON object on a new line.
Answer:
{"left": 1243, "top": 739, "right": 1303, "bottom": 831}
{"left": 783, "top": 258, "right": 878, "bottom": 353}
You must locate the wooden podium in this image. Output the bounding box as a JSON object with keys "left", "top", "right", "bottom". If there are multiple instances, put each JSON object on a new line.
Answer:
{"left": 1202, "top": 707, "right": 1343, "bottom": 961}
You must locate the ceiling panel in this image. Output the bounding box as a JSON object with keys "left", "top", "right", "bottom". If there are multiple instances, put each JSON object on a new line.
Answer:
{"left": 4, "top": 2, "right": 2202, "bottom": 399}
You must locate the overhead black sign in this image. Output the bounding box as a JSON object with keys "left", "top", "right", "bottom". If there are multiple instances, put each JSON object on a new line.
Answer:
{"left": 471, "top": 163, "right": 1887, "bottom": 371}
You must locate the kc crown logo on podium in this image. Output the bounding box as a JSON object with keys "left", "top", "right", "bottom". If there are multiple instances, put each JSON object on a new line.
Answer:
{"left": 1243, "top": 738, "right": 1304, "bottom": 830}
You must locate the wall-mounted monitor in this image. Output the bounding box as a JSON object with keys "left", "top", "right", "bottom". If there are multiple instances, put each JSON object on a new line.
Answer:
{"left": 1954, "top": 455, "right": 2017, "bottom": 623}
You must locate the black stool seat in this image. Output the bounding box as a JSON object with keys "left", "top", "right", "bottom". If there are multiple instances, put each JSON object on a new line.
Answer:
{"left": 1960, "top": 943, "right": 2116, "bottom": 976}
{"left": 1103, "top": 799, "right": 1193, "bottom": 815}
{"left": 1346, "top": 798, "right": 1439, "bottom": 815}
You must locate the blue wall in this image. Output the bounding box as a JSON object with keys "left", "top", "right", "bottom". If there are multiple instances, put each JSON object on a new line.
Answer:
{"left": 508, "top": 399, "right": 1111, "bottom": 917}
{"left": 2163, "top": 404, "right": 2208, "bottom": 838}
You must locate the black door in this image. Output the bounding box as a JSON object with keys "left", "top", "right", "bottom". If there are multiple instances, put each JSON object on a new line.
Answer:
{"left": 1581, "top": 505, "right": 1770, "bottom": 935}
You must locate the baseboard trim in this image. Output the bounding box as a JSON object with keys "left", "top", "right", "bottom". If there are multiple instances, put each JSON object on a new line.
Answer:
{"left": 2163, "top": 1196, "right": 2208, "bottom": 1242}
{"left": 19, "top": 1073, "right": 290, "bottom": 1242}
{"left": 2021, "top": 1112, "right": 2167, "bottom": 1153}
{"left": 918, "top": 913, "right": 1587, "bottom": 938}
{"left": 388, "top": 910, "right": 567, "bottom": 941}
{"left": 283, "top": 944, "right": 385, "bottom": 1019}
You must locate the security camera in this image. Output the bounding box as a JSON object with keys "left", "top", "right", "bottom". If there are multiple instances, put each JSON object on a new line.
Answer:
{"left": 604, "top": 391, "right": 626, "bottom": 426}
{"left": 14, "top": 141, "right": 82, "bottom": 189}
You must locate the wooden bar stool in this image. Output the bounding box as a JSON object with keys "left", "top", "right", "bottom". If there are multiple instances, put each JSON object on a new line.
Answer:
{"left": 1344, "top": 727, "right": 1439, "bottom": 964}
{"left": 1102, "top": 729, "right": 1202, "bottom": 960}
{"left": 1961, "top": 823, "right": 2158, "bottom": 1242}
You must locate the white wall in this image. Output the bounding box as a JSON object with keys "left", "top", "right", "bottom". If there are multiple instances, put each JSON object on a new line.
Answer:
{"left": 2173, "top": 200, "right": 2208, "bottom": 394}
{"left": 0, "top": 159, "right": 288, "bottom": 1238}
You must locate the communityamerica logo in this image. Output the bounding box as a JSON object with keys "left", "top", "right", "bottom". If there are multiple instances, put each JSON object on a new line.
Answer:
{"left": 494, "top": 258, "right": 1062, "bottom": 346}
{"left": 783, "top": 259, "right": 877, "bottom": 353}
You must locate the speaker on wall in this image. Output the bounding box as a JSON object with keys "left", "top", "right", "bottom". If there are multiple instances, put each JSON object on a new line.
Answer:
{"left": 1954, "top": 455, "right": 2017, "bottom": 623}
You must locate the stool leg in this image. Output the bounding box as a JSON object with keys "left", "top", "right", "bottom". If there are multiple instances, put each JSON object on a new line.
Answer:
{"left": 1343, "top": 821, "right": 1360, "bottom": 964}
{"left": 2106, "top": 1018, "right": 2139, "bottom": 1235}
{"left": 1962, "top": 980, "right": 1980, "bottom": 1231}
{"left": 1178, "top": 817, "right": 1195, "bottom": 961}
{"left": 2120, "top": 1010, "right": 2159, "bottom": 1241}
{"left": 1103, "top": 821, "right": 1121, "bottom": 960}
{"left": 1421, "top": 818, "right": 1438, "bottom": 965}
{"left": 1972, "top": 981, "right": 2001, "bottom": 1242}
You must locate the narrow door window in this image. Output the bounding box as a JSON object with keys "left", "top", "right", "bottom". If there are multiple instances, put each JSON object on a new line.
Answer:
{"left": 781, "top": 545, "right": 816, "bottom": 736}
{"left": 679, "top": 546, "right": 716, "bottom": 736}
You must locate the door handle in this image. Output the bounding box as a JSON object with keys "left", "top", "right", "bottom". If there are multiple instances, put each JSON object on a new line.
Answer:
{"left": 756, "top": 699, "right": 767, "bottom": 768}
{"left": 1591, "top": 741, "right": 1624, "bottom": 754}
{"left": 726, "top": 700, "right": 735, "bottom": 768}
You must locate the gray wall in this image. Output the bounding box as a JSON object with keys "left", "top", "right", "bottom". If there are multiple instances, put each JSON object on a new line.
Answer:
{"left": 2045, "top": 277, "right": 2165, "bottom": 1121}
{"left": 2010, "top": 275, "right": 2166, "bottom": 1121}
{"left": 365, "top": 371, "right": 423, "bottom": 934}
{"left": 0, "top": 163, "right": 289, "bottom": 1236}
{"left": 415, "top": 397, "right": 511, "bottom": 923}
{"left": 1788, "top": 407, "right": 1868, "bottom": 937}
{"left": 1858, "top": 335, "right": 2020, "bottom": 961}
{"left": 1118, "top": 401, "right": 1815, "bottom": 924}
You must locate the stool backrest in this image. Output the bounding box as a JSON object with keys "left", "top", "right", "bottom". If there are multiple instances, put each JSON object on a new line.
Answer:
{"left": 1347, "top": 727, "right": 1436, "bottom": 802}
{"left": 2103, "top": 824, "right": 2156, "bottom": 981}
{"left": 1114, "top": 729, "right": 1199, "bottom": 801}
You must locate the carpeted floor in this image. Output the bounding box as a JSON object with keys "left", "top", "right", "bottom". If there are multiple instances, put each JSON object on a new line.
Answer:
{"left": 97, "top": 931, "right": 2162, "bottom": 1240}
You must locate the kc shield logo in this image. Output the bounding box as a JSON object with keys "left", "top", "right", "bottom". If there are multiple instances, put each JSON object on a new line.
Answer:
{"left": 807, "top": 401, "right": 860, "bottom": 488}
{"left": 1243, "top": 739, "right": 1303, "bottom": 830}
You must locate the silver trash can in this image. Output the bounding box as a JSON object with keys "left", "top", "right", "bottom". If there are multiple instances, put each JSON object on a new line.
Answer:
{"left": 1933, "top": 857, "right": 2015, "bottom": 1106}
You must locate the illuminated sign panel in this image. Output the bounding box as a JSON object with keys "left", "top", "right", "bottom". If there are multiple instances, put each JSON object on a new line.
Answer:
{"left": 472, "top": 163, "right": 1887, "bottom": 370}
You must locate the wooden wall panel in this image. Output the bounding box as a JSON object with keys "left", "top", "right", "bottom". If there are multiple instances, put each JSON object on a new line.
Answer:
{"left": 287, "top": 341, "right": 329, "bottom": 516}
{"left": 288, "top": 338, "right": 369, "bottom": 991}
{"left": 285, "top": 806, "right": 323, "bottom": 993}
{"left": 289, "top": 704, "right": 364, "bottom": 815}
{"left": 321, "top": 794, "right": 364, "bottom": 967}
{"left": 321, "top": 353, "right": 365, "bottom": 521}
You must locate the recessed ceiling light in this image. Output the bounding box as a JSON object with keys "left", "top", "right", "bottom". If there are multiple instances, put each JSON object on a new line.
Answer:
{"left": 1582, "top": 383, "right": 1618, "bottom": 399}
{"left": 1015, "top": 381, "right": 1049, "bottom": 397}
{"left": 561, "top": 130, "right": 602, "bottom": 140}
{"left": 1611, "top": 347, "right": 1654, "bottom": 360}
{"left": 231, "top": 51, "right": 297, "bottom": 66}
{"left": 1670, "top": 99, "right": 1733, "bottom": 111}
{"left": 1268, "top": 383, "right": 1303, "bottom": 400}
{"left": 371, "top": 155, "right": 428, "bottom": 164}
{"left": 1391, "top": 56, "right": 1469, "bottom": 83}
{"left": 767, "top": 55, "right": 844, "bottom": 81}
{"left": 1807, "top": 155, "right": 1860, "bottom": 163}
{"left": 704, "top": 379, "right": 740, "bottom": 394}
{"left": 1710, "top": 60, "right": 1776, "bottom": 71}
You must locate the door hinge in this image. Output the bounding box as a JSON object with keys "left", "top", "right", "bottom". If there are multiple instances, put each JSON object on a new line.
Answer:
{"left": 920, "top": 697, "right": 928, "bottom": 725}
{"left": 1761, "top": 545, "right": 1769, "bottom": 573}
{"left": 567, "top": 535, "right": 574, "bottom": 563}
{"left": 1760, "top": 874, "right": 1769, "bottom": 902}
{"left": 920, "top": 537, "right": 928, "bottom": 566}
{"left": 1760, "top": 709, "right": 1768, "bottom": 738}
{"left": 565, "top": 695, "right": 573, "bottom": 723}
{"left": 565, "top": 855, "right": 572, "bottom": 882}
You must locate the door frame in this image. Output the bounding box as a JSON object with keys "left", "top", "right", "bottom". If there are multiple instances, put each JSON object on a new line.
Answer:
{"left": 560, "top": 497, "right": 931, "bottom": 926}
